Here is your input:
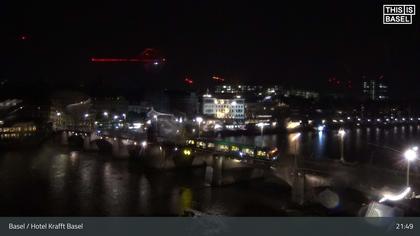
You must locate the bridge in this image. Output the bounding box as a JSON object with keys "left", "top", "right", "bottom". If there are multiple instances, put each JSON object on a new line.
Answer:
{"left": 56, "top": 127, "right": 420, "bottom": 213}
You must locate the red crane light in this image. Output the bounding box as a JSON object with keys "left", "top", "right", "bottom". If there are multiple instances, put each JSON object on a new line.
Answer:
{"left": 212, "top": 76, "right": 224, "bottom": 82}
{"left": 90, "top": 48, "right": 165, "bottom": 65}
{"left": 184, "top": 78, "right": 193, "bottom": 84}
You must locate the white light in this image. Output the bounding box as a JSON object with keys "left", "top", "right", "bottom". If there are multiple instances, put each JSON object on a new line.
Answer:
{"left": 84, "top": 113, "right": 89, "bottom": 118}
{"left": 338, "top": 129, "right": 346, "bottom": 137}
{"left": 146, "top": 120, "right": 152, "bottom": 125}
{"left": 317, "top": 125, "right": 325, "bottom": 132}
{"left": 113, "top": 115, "right": 118, "bottom": 120}
{"left": 379, "top": 187, "right": 411, "bottom": 203}
{"left": 56, "top": 112, "right": 61, "bottom": 116}
{"left": 133, "top": 122, "right": 142, "bottom": 129}
{"left": 103, "top": 111, "right": 108, "bottom": 116}
{"left": 153, "top": 61, "right": 159, "bottom": 66}
{"left": 141, "top": 141, "right": 147, "bottom": 147}
{"left": 256, "top": 122, "right": 269, "bottom": 128}
{"left": 196, "top": 117, "right": 203, "bottom": 124}
{"left": 413, "top": 146, "right": 418, "bottom": 152}
{"left": 404, "top": 149, "right": 417, "bottom": 161}
{"left": 321, "top": 119, "right": 326, "bottom": 124}
{"left": 291, "top": 133, "right": 301, "bottom": 141}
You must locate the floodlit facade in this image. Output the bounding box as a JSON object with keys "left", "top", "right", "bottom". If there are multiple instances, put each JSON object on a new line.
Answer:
{"left": 202, "top": 94, "right": 245, "bottom": 120}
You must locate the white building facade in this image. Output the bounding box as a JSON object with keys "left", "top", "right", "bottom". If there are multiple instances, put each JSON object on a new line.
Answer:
{"left": 202, "top": 94, "right": 245, "bottom": 120}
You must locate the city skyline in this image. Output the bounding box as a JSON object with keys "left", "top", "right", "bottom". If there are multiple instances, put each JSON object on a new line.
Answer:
{"left": 0, "top": 1, "right": 419, "bottom": 98}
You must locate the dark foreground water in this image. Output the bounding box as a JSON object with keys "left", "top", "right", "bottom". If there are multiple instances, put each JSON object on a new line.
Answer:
{"left": 0, "top": 145, "right": 300, "bottom": 216}
{"left": 0, "top": 125, "right": 420, "bottom": 216}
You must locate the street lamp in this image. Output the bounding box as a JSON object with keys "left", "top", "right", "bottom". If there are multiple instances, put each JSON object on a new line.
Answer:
{"left": 404, "top": 147, "right": 418, "bottom": 186}
{"left": 196, "top": 117, "right": 203, "bottom": 138}
{"left": 103, "top": 111, "right": 108, "bottom": 117}
{"left": 338, "top": 128, "right": 346, "bottom": 162}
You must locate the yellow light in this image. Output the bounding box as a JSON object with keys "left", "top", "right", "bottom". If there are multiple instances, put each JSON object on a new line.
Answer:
{"left": 183, "top": 149, "right": 192, "bottom": 156}
{"left": 287, "top": 121, "right": 301, "bottom": 129}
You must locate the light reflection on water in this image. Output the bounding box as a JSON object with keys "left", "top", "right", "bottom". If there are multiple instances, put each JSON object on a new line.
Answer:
{"left": 224, "top": 125, "right": 420, "bottom": 166}
{"left": 0, "top": 126, "right": 419, "bottom": 216}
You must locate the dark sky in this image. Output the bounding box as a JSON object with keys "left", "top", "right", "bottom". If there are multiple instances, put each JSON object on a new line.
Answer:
{"left": 0, "top": 1, "right": 419, "bottom": 98}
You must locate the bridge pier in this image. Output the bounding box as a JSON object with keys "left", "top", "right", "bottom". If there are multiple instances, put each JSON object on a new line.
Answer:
{"left": 291, "top": 170, "right": 306, "bottom": 205}
{"left": 83, "top": 135, "right": 92, "bottom": 150}
{"left": 204, "top": 155, "right": 265, "bottom": 187}
{"left": 60, "top": 131, "right": 69, "bottom": 145}
{"left": 204, "top": 155, "right": 223, "bottom": 186}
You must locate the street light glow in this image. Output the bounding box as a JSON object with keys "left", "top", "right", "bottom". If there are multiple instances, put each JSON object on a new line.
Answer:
{"left": 338, "top": 129, "right": 346, "bottom": 137}
{"left": 317, "top": 125, "right": 325, "bottom": 132}
{"left": 404, "top": 149, "right": 417, "bottom": 161}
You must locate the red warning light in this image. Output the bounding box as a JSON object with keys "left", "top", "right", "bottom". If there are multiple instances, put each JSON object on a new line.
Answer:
{"left": 184, "top": 78, "right": 193, "bottom": 85}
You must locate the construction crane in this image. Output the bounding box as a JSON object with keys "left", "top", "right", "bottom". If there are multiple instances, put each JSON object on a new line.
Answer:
{"left": 90, "top": 48, "right": 166, "bottom": 66}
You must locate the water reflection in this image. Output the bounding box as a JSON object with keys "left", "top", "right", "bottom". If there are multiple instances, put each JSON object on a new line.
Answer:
{"left": 225, "top": 125, "right": 420, "bottom": 166}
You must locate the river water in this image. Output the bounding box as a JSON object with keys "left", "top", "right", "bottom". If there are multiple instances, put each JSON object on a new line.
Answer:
{"left": 0, "top": 125, "right": 420, "bottom": 216}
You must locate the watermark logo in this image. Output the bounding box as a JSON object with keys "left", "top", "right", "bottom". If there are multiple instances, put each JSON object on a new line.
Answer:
{"left": 383, "top": 5, "right": 416, "bottom": 24}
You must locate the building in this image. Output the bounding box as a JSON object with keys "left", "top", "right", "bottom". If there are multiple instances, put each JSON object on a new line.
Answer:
{"left": 284, "top": 89, "right": 319, "bottom": 99}
{"left": 362, "top": 80, "right": 388, "bottom": 101}
{"left": 215, "top": 85, "right": 264, "bottom": 94}
{"left": 202, "top": 93, "right": 245, "bottom": 120}
{"left": 92, "top": 96, "right": 129, "bottom": 114}
{"left": 146, "top": 90, "right": 199, "bottom": 118}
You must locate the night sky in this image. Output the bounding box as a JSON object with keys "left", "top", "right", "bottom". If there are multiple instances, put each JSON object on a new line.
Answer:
{"left": 0, "top": 1, "right": 419, "bottom": 98}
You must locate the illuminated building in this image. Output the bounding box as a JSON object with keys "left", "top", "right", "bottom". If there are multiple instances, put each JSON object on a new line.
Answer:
{"left": 215, "top": 85, "right": 264, "bottom": 94}
{"left": 0, "top": 122, "right": 38, "bottom": 140}
{"left": 362, "top": 80, "right": 388, "bottom": 101}
{"left": 202, "top": 93, "right": 245, "bottom": 120}
{"left": 0, "top": 99, "right": 22, "bottom": 108}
